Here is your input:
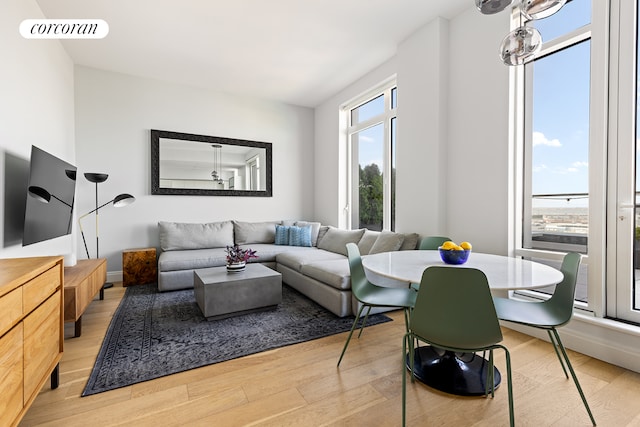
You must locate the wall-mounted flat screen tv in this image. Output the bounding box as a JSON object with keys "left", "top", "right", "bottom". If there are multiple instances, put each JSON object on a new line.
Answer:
{"left": 22, "top": 146, "right": 77, "bottom": 246}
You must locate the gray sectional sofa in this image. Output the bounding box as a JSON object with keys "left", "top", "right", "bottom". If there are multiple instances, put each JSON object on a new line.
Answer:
{"left": 157, "top": 220, "right": 420, "bottom": 317}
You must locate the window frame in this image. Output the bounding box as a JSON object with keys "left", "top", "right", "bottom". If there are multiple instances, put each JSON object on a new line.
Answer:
{"left": 342, "top": 78, "right": 397, "bottom": 231}
{"left": 513, "top": 0, "right": 609, "bottom": 318}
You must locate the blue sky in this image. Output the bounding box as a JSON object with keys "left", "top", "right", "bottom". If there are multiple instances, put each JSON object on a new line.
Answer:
{"left": 530, "top": 0, "right": 591, "bottom": 207}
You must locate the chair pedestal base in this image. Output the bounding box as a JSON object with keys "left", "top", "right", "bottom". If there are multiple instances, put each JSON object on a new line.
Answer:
{"left": 406, "top": 346, "right": 501, "bottom": 396}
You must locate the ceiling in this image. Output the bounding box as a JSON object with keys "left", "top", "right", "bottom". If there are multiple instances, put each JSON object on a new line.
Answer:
{"left": 36, "top": 0, "right": 471, "bottom": 107}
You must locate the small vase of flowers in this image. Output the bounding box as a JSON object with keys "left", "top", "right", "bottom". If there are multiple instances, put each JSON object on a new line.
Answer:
{"left": 225, "top": 245, "right": 258, "bottom": 272}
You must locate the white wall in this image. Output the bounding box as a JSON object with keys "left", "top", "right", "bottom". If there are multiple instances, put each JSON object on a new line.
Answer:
{"left": 0, "top": 0, "right": 75, "bottom": 260}
{"left": 395, "top": 17, "right": 449, "bottom": 237}
{"left": 447, "top": 8, "right": 511, "bottom": 255}
{"left": 74, "top": 67, "right": 314, "bottom": 274}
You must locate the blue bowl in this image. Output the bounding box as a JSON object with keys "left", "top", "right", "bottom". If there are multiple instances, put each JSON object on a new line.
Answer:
{"left": 438, "top": 248, "right": 471, "bottom": 265}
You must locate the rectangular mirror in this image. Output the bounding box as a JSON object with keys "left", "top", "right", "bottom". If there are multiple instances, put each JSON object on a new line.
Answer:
{"left": 151, "top": 129, "right": 272, "bottom": 197}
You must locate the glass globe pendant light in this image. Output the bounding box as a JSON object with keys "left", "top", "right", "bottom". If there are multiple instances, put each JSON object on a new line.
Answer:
{"left": 499, "top": 25, "right": 542, "bottom": 66}
{"left": 475, "top": 0, "right": 514, "bottom": 15}
{"left": 477, "top": 0, "right": 567, "bottom": 65}
{"left": 520, "top": 0, "right": 567, "bottom": 20}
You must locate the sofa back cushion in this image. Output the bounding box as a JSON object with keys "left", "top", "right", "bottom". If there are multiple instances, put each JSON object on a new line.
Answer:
{"left": 317, "top": 227, "right": 365, "bottom": 256}
{"left": 159, "top": 221, "right": 234, "bottom": 251}
{"left": 358, "top": 230, "right": 380, "bottom": 255}
{"left": 400, "top": 233, "right": 420, "bottom": 250}
{"left": 369, "top": 231, "right": 405, "bottom": 254}
{"left": 233, "top": 221, "right": 281, "bottom": 245}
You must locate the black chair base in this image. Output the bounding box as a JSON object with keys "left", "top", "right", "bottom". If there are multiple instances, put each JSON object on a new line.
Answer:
{"left": 407, "top": 346, "right": 501, "bottom": 396}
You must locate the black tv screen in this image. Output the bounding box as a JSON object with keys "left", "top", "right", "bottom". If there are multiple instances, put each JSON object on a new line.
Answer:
{"left": 22, "top": 146, "right": 77, "bottom": 246}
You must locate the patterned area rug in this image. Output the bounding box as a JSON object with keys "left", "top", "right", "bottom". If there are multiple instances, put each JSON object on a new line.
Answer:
{"left": 82, "top": 283, "right": 391, "bottom": 396}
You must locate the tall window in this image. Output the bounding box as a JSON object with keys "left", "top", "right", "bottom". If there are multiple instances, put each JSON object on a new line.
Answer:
{"left": 517, "top": 0, "right": 640, "bottom": 323}
{"left": 521, "top": 0, "right": 592, "bottom": 302}
{"left": 345, "top": 83, "right": 397, "bottom": 231}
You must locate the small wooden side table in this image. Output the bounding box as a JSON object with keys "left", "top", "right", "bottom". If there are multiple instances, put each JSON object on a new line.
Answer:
{"left": 122, "top": 247, "right": 157, "bottom": 287}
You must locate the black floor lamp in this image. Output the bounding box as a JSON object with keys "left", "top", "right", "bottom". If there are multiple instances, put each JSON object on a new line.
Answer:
{"left": 79, "top": 172, "right": 135, "bottom": 290}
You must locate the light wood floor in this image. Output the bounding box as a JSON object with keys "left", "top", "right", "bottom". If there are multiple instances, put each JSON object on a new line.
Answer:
{"left": 18, "top": 283, "right": 640, "bottom": 427}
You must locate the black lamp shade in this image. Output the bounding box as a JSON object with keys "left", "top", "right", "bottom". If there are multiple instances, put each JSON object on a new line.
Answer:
{"left": 113, "top": 193, "right": 135, "bottom": 207}
{"left": 28, "top": 186, "right": 51, "bottom": 203}
{"left": 84, "top": 172, "right": 109, "bottom": 183}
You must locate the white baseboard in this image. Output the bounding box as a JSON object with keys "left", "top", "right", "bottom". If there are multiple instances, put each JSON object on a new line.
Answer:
{"left": 107, "top": 270, "right": 123, "bottom": 284}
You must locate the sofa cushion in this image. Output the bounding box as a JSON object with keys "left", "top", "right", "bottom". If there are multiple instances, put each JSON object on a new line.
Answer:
{"left": 317, "top": 227, "right": 365, "bottom": 256}
{"left": 159, "top": 221, "right": 233, "bottom": 251}
{"left": 237, "top": 243, "right": 314, "bottom": 263}
{"left": 276, "top": 248, "right": 345, "bottom": 272}
{"left": 275, "top": 225, "right": 290, "bottom": 245}
{"left": 358, "top": 230, "right": 380, "bottom": 255}
{"left": 289, "top": 225, "right": 312, "bottom": 247}
{"left": 294, "top": 221, "right": 321, "bottom": 246}
{"left": 233, "top": 220, "right": 280, "bottom": 245}
{"left": 158, "top": 248, "right": 228, "bottom": 271}
{"left": 400, "top": 233, "right": 420, "bottom": 250}
{"left": 301, "top": 259, "right": 351, "bottom": 290}
{"left": 369, "top": 231, "right": 405, "bottom": 254}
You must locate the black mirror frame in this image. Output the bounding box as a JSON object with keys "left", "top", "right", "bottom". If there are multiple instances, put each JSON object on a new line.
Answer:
{"left": 150, "top": 129, "right": 273, "bottom": 197}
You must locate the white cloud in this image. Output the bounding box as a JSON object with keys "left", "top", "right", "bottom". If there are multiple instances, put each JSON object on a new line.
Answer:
{"left": 572, "top": 161, "right": 588, "bottom": 168}
{"left": 358, "top": 135, "right": 375, "bottom": 143}
{"left": 533, "top": 131, "right": 561, "bottom": 147}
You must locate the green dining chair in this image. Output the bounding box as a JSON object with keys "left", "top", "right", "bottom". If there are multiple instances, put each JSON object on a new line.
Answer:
{"left": 403, "top": 267, "right": 514, "bottom": 427}
{"left": 337, "top": 243, "right": 417, "bottom": 367}
{"left": 492, "top": 252, "right": 596, "bottom": 426}
{"left": 410, "top": 236, "right": 452, "bottom": 291}
{"left": 418, "top": 235, "right": 451, "bottom": 250}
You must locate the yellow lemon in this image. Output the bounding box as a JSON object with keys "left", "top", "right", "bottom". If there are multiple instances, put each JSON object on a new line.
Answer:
{"left": 460, "top": 241, "right": 472, "bottom": 251}
{"left": 441, "top": 241, "right": 457, "bottom": 250}
{"left": 453, "top": 245, "right": 464, "bottom": 251}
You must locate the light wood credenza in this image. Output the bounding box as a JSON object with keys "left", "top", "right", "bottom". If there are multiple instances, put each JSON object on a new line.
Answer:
{"left": 0, "top": 256, "right": 64, "bottom": 427}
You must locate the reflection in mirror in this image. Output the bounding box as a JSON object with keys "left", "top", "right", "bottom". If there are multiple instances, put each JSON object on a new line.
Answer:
{"left": 151, "top": 130, "right": 272, "bottom": 196}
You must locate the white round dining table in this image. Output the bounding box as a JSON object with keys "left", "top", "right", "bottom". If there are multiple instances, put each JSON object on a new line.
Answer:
{"left": 362, "top": 250, "right": 565, "bottom": 396}
{"left": 362, "top": 250, "right": 564, "bottom": 291}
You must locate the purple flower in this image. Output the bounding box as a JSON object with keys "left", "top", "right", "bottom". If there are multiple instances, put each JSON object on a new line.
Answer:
{"left": 225, "top": 245, "right": 258, "bottom": 263}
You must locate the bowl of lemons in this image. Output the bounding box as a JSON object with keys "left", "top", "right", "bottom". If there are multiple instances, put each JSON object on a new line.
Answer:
{"left": 438, "top": 241, "right": 472, "bottom": 265}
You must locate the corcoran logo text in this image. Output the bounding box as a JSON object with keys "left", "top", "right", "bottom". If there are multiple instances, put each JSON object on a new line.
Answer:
{"left": 20, "top": 19, "right": 109, "bottom": 39}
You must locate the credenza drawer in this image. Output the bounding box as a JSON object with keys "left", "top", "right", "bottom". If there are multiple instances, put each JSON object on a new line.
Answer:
{"left": 0, "top": 287, "right": 22, "bottom": 337}
{"left": 23, "top": 265, "right": 60, "bottom": 315}
{"left": 23, "top": 289, "right": 61, "bottom": 401}
{"left": 0, "top": 256, "right": 63, "bottom": 427}
{"left": 0, "top": 324, "right": 24, "bottom": 427}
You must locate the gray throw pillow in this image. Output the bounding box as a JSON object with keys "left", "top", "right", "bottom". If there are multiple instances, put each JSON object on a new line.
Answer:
{"left": 358, "top": 230, "right": 380, "bottom": 255}
{"left": 400, "top": 233, "right": 421, "bottom": 250}
{"left": 369, "top": 231, "right": 405, "bottom": 254}
{"left": 233, "top": 220, "right": 281, "bottom": 245}
{"left": 316, "top": 226, "right": 330, "bottom": 247}
{"left": 317, "top": 227, "right": 365, "bottom": 256}
{"left": 159, "top": 221, "right": 234, "bottom": 251}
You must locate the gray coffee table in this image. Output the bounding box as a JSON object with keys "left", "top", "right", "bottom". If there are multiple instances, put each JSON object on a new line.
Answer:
{"left": 194, "top": 263, "right": 282, "bottom": 320}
